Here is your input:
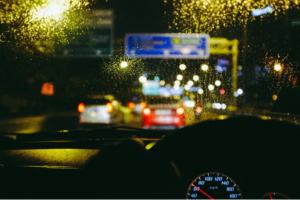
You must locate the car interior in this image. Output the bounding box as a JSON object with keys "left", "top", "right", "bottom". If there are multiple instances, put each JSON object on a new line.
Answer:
{"left": 0, "top": 116, "right": 298, "bottom": 199}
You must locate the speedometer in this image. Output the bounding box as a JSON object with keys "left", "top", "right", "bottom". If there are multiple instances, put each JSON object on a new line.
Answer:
{"left": 186, "top": 172, "right": 242, "bottom": 199}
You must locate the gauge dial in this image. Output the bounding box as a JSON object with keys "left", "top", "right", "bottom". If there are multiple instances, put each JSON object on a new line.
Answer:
{"left": 262, "top": 192, "right": 289, "bottom": 199}
{"left": 186, "top": 172, "right": 242, "bottom": 199}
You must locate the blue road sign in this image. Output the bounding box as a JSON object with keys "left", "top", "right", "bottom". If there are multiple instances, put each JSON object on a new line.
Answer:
{"left": 125, "top": 34, "right": 210, "bottom": 59}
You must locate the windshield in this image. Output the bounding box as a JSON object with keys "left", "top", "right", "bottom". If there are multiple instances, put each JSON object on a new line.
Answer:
{"left": 0, "top": 0, "right": 299, "bottom": 133}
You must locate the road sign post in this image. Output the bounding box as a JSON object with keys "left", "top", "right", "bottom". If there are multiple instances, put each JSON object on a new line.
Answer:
{"left": 54, "top": 10, "right": 114, "bottom": 57}
{"left": 210, "top": 38, "right": 239, "bottom": 104}
{"left": 125, "top": 34, "right": 239, "bottom": 105}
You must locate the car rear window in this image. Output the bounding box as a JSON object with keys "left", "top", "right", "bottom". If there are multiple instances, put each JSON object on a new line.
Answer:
{"left": 146, "top": 97, "right": 179, "bottom": 105}
{"left": 82, "top": 99, "right": 110, "bottom": 105}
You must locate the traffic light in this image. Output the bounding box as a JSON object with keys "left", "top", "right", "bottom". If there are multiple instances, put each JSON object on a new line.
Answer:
{"left": 220, "top": 89, "right": 225, "bottom": 95}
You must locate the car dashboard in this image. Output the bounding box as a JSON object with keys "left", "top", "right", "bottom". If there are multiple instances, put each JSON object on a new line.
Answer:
{"left": 0, "top": 117, "right": 299, "bottom": 199}
{"left": 150, "top": 117, "right": 300, "bottom": 199}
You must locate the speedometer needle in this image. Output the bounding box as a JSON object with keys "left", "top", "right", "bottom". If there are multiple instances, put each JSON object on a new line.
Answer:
{"left": 192, "top": 184, "right": 214, "bottom": 200}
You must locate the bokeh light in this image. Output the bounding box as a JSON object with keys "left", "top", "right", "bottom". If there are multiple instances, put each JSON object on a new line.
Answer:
{"left": 193, "top": 75, "right": 199, "bottom": 81}
{"left": 220, "top": 89, "right": 225, "bottom": 95}
{"left": 139, "top": 76, "right": 147, "bottom": 83}
{"left": 121, "top": 61, "right": 128, "bottom": 68}
{"left": 201, "top": 64, "right": 209, "bottom": 71}
{"left": 1, "top": 0, "right": 91, "bottom": 51}
{"left": 215, "top": 80, "right": 221, "bottom": 86}
{"left": 274, "top": 64, "right": 282, "bottom": 71}
{"left": 188, "top": 80, "right": 194, "bottom": 86}
{"left": 184, "top": 85, "right": 191, "bottom": 90}
{"left": 237, "top": 88, "right": 243, "bottom": 95}
{"left": 177, "top": 74, "right": 183, "bottom": 80}
{"left": 179, "top": 64, "right": 186, "bottom": 70}
{"left": 175, "top": 80, "right": 180, "bottom": 86}
{"left": 198, "top": 88, "right": 204, "bottom": 94}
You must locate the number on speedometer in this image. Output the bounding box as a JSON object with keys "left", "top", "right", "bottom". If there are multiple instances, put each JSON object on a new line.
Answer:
{"left": 186, "top": 172, "right": 242, "bottom": 199}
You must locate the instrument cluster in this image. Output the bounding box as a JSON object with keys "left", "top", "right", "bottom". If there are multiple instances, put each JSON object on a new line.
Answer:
{"left": 186, "top": 172, "right": 289, "bottom": 199}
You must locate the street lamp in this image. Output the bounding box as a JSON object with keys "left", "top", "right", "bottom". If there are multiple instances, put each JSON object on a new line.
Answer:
{"left": 184, "top": 85, "right": 190, "bottom": 91}
{"left": 201, "top": 64, "right": 209, "bottom": 71}
{"left": 179, "top": 64, "right": 186, "bottom": 70}
{"left": 193, "top": 75, "right": 199, "bottom": 81}
{"left": 208, "top": 84, "right": 214, "bottom": 91}
{"left": 237, "top": 88, "right": 243, "bottom": 95}
{"left": 31, "top": 1, "right": 67, "bottom": 21}
{"left": 139, "top": 76, "right": 147, "bottom": 83}
{"left": 274, "top": 64, "right": 281, "bottom": 71}
{"left": 121, "top": 61, "right": 128, "bottom": 68}
{"left": 215, "top": 80, "right": 221, "bottom": 86}
{"left": 177, "top": 74, "right": 183, "bottom": 80}
{"left": 198, "top": 88, "right": 204, "bottom": 94}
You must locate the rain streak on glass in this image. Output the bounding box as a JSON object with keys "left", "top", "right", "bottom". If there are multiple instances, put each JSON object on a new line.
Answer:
{"left": 171, "top": 0, "right": 300, "bottom": 33}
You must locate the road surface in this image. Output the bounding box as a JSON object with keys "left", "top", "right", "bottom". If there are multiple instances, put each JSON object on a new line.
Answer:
{"left": 0, "top": 111, "right": 226, "bottom": 134}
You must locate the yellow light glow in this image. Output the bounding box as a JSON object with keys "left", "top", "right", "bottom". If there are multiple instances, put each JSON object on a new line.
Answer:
{"left": 272, "top": 95, "right": 278, "bottom": 101}
{"left": 218, "top": 115, "right": 228, "bottom": 120}
{"left": 32, "top": 1, "right": 67, "bottom": 20}
{"left": 274, "top": 64, "right": 282, "bottom": 71}
{"left": 175, "top": 80, "right": 180, "bottom": 86}
{"left": 145, "top": 142, "right": 157, "bottom": 150}
{"left": 1, "top": 149, "right": 100, "bottom": 167}
{"left": 261, "top": 116, "right": 271, "bottom": 120}
{"left": 121, "top": 61, "right": 128, "bottom": 68}
{"left": 112, "top": 100, "right": 118, "bottom": 106}
{"left": 0, "top": 0, "right": 90, "bottom": 53}
{"left": 160, "top": 80, "right": 166, "bottom": 86}
{"left": 172, "top": 0, "right": 299, "bottom": 33}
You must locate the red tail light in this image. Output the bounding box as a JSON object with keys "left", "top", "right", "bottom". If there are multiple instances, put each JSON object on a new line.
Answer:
{"left": 196, "top": 106, "right": 202, "bottom": 113}
{"left": 143, "top": 108, "right": 151, "bottom": 115}
{"left": 176, "top": 107, "right": 184, "bottom": 115}
{"left": 106, "top": 102, "right": 114, "bottom": 112}
{"left": 78, "top": 103, "right": 85, "bottom": 113}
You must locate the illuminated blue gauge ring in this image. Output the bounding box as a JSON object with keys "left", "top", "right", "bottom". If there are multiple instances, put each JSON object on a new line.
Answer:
{"left": 186, "top": 172, "right": 242, "bottom": 199}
